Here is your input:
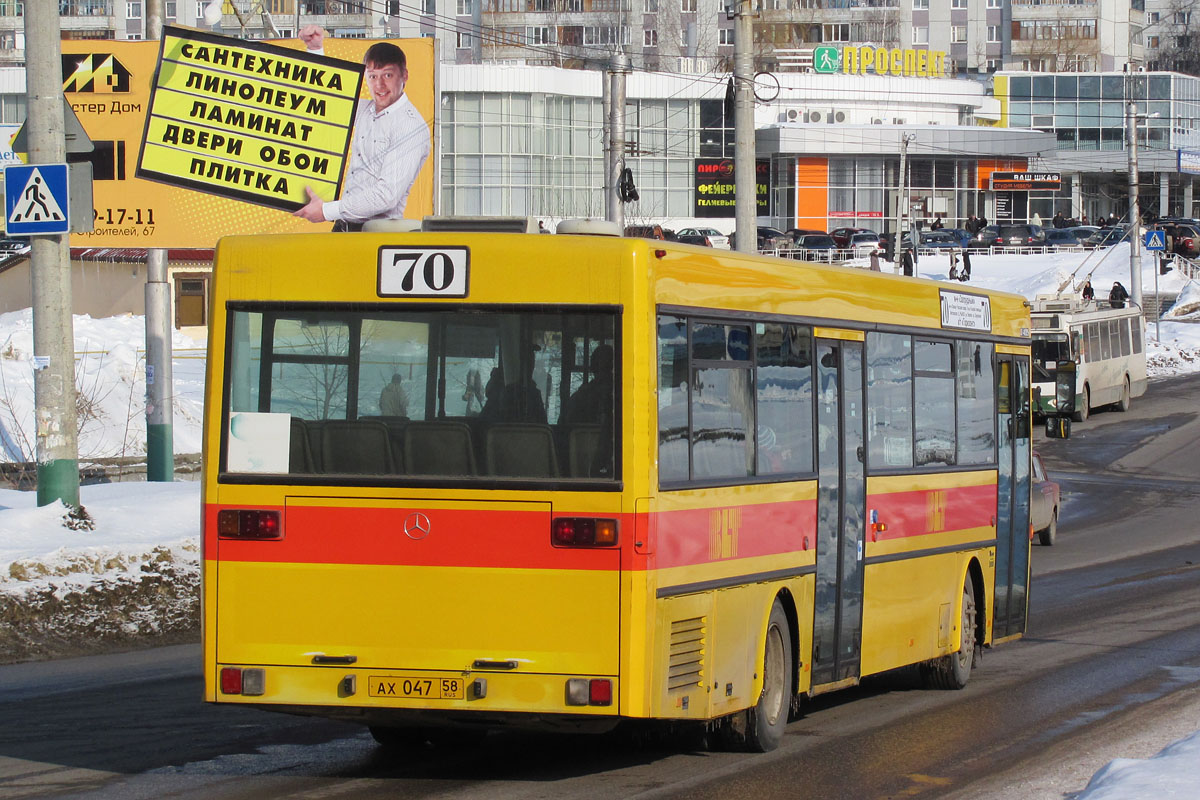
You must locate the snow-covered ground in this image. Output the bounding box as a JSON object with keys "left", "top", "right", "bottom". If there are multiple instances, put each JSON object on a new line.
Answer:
{"left": 1, "top": 245, "right": 1199, "bottom": 796}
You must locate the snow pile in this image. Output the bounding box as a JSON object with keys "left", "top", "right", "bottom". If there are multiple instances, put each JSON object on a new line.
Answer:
{"left": 1077, "top": 729, "right": 1200, "bottom": 799}
{"left": 0, "top": 482, "right": 200, "bottom": 664}
{"left": 1162, "top": 279, "right": 1200, "bottom": 319}
{"left": 0, "top": 309, "right": 206, "bottom": 463}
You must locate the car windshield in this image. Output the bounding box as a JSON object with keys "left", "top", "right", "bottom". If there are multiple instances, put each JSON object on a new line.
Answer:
{"left": 803, "top": 236, "right": 835, "bottom": 246}
{"left": 851, "top": 233, "right": 878, "bottom": 243}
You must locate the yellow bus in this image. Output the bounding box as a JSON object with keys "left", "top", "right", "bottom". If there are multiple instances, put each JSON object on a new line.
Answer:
{"left": 202, "top": 219, "right": 1033, "bottom": 751}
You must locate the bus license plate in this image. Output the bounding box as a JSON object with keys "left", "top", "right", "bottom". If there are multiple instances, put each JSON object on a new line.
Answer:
{"left": 368, "top": 676, "right": 465, "bottom": 700}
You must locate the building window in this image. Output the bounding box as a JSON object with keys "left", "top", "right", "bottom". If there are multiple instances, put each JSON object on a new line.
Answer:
{"left": 912, "top": 0, "right": 927, "bottom": 8}
{"left": 719, "top": 27, "right": 733, "bottom": 45}
{"left": 1147, "top": 35, "right": 1159, "bottom": 48}
{"left": 951, "top": 25, "right": 966, "bottom": 43}
{"left": 986, "top": 58, "right": 1001, "bottom": 72}
{"left": 987, "top": 0, "right": 1000, "bottom": 5}
{"left": 528, "top": 26, "right": 551, "bottom": 44}
{"left": 951, "top": 0, "right": 965, "bottom": 7}
{"left": 165, "top": 0, "right": 175, "bottom": 16}
{"left": 987, "top": 25, "right": 1000, "bottom": 43}
{"left": 644, "top": 0, "right": 656, "bottom": 10}
{"left": 824, "top": 23, "right": 849, "bottom": 42}
{"left": 644, "top": 28, "right": 657, "bottom": 46}
{"left": 457, "top": 0, "right": 470, "bottom": 13}
{"left": 1146, "top": 11, "right": 1158, "bottom": 24}
{"left": 127, "top": 1, "right": 141, "bottom": 16}
{"left": 456, "top": 31, "right": 471, "bottom": 48}
{"left": 681, "top": 0, "right": 695, "bottom": 11}
{"left": 0, "top": 2, "right": 23, "bottom": 16}
{"left": 1175, "top": 11, "right": 1191, "bottom": 24}
{"left": 912, "top": 26, "right": 928, "bottom": 44}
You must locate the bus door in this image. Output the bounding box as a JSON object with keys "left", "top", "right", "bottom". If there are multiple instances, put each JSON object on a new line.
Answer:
{"left": 994, "top": 355, "right": 1032, "bottom": 639}
{"left": 811, "top": 339, "right": 867, "bottom": 686}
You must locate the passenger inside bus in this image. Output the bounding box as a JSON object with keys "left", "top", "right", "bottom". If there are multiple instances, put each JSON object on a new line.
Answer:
{"left": 562, "top": 344, "right": 614, "bottom": 425}
{"left": 495, "top": 346, "right": 547, "bottom": 423}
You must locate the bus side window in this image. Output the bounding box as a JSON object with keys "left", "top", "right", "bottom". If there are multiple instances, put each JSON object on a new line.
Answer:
{"left": 1071, "top": 328, "right": 1084, "bottom": 363}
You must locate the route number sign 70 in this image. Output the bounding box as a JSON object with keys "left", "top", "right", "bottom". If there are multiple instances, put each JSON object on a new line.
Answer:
{"left": 378, "top": 247, "right": 470, "bottom": 298}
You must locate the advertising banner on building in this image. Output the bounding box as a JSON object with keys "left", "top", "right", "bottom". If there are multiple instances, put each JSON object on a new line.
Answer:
{"left": 988, "top": 171, "right": 1061, "bottom": 191}
{"left": 694, "top": 158, "right": 768, "bottom": 218}
{"left": 55, "top": 34, "right": 435, "bottom": 248}
{"left": 138, "top": 27, "right": 363, "bottom": 212}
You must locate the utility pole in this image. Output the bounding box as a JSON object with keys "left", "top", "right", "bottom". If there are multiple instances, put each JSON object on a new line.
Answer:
{"left": 603, "top": 62, "right": 614, "bottom": 224}
{"left": 26, "top": 2, "right": 79, "bottom": 507}
{"left": 893, "top": 133, "right": 912, "bottom": 274}
{"left": 733, "top": 0, "right": 755, "bottom": 254}
{"left": 607, "top": 51, "right": 630, "bottom": 232}
{"left": 1126, "top": 88, "right": 1144, "bottom": 311}
{"left": 146, "top": 0, "right": 174, "bottom": 482}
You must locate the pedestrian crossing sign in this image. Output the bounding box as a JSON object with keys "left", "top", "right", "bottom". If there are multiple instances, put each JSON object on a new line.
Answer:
{"left": 1144, "top": 230, "right": 1167, "bottom": 251}
{"left": 4, "top": 163, "right": 70, "bottom": 235}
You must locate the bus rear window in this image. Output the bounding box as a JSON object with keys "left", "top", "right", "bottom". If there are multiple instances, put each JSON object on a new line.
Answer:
{"left": 222, "top": 306, "right": 618, "bottom": 484}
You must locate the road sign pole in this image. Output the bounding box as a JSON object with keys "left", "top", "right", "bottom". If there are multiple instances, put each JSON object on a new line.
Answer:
{"left": 24, "top": 1, "right": 79, "bottom": 508}
{"left": 145, "top": 0, "right": 174, "bottom": 482}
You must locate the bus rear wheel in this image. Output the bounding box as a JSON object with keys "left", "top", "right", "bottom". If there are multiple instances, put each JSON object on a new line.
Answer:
{"left": 719, "top": 600, "right": 792, "bottom": 752}
{"left": 1072, "top": 385, "right": 1090, "bottom": 423}
{"left": 921, "top": 574, "right": 976, "bottom": 690}
{"left": 1116, "top": 377, "right": 1131, "bottom": 412}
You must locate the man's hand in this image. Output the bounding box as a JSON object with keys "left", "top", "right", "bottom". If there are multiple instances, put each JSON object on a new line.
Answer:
{"left": 299, "top": 24, "right": 324, "bottom": 51}
{"left": 293, "top": 187, "right": 327, "bottom": 222}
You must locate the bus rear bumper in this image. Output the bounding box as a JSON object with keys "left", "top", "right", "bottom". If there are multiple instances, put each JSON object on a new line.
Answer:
{"left": 210, "top": 663, "right": 622, "bottom": 729}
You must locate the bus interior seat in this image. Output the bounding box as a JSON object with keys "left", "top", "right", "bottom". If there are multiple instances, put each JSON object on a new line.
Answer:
{"left": 289, "top": 417, "right": 314, "bottom": 473}
{"left": 321, "top": 420, "right": 396, "bottom": 474}
{"left": 404, "top": 421, "right": 477, "bottom": 475}
{"left": 565, "top": 425, "right": 602, "bottom": 478}
{"left": 486, "top": 423, "right": 559, "bottom": 477}
{"left": 305, "top": 420, "right": 325, "bottom": 472}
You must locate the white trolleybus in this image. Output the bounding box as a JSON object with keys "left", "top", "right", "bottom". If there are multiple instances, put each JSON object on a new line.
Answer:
{"left": 1030, "top": 295, "right": 1146, "bottom": 422}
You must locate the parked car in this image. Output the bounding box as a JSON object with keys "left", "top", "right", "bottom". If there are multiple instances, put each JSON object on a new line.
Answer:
{"left": 676, "top": 227, "right": 730, "bottom": 249}
{"left": 734, "top": 226, "right": 792, "bottom": 252}
{"left": 919, "top": 230, "right": 960, "bottom": 249}
{"left": 991, "top": 224, "right": 1047, "bottom": 248}
{"left": 967, "top": 225, "right": 1000, "bottom": 250}
{"left": 1082, "top": 227, "right": 1128, "bottom": 249}
{"left": 830, "top": 227, "right": 873, "bottom": 248}
{"left": 624, "top": 224, "right": 666, "bottom": 240}
{"left": 944, "top": 228, "right": 973, "bottom": 247}
{"left": 1031, "top": 450, "right": 1061, "bottom": 546}
{"left": 794, "top": 233, "right": 838, "bottom": 253}
{"left": 846, "top": 231, "right": 881, "bottom": 256}
{"left": 1043, "top": 229, "right": 1082, "bottom": 249}
{"left": 1152, "top": 223, "right": 1200, "bottom": 258}
{"left": 786, "top": 228, "right": 826, "bottom": 246}
{"left": 675, "top": 231, "right": 714, "bottom": 247}
{"left": 1068, "top": 225, "right": 1100, "bottom": 241}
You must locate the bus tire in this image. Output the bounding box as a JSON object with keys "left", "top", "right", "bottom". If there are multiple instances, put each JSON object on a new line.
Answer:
{"left": 1072, "top": 385, "right": 1090, "bottom": 423}
{"left": 921, "top": 575, "right": 976, "bottom": 690}
{"left": 720, "top": 600, "right": 792, "bottom": 752}
{"left": 1038, "top": 510, "right": 1058, "bottom": 546}
{"left": 1116, "top": 377, "right": 1131, "bottom": 412}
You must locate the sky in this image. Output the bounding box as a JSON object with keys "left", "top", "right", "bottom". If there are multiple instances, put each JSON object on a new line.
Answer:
{"left": 1, "top": 244, "right": 1199, "bottom": 797}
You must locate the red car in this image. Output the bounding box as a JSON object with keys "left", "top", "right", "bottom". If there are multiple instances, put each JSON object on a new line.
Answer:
{"left": 1032, "top": 450, "right": 1061, "bottom": 546}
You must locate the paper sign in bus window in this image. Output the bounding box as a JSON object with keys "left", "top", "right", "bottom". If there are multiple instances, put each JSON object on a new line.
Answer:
{"left": 227, "top": 411, "right": 290, "bottom": 473}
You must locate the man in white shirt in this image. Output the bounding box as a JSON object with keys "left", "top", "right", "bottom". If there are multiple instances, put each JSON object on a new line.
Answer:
{"left": 293, "top": 27, "right": 431, "bottom": 230}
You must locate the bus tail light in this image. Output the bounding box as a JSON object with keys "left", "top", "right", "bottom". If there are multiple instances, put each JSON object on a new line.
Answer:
{"left": 217, "top": 509, "right": 282, "bottom": 540}
{"left": 565, "top": 678, "right": 613, "bottom": 706}
{"left": 552, "top": 518, "right": 618, "bottom": 547}
{"left": 220, "top": 667, "right": 265, "bottom": 696}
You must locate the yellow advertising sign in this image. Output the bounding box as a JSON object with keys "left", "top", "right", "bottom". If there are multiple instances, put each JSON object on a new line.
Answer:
{"left": 139, "top": 27, "right": 361, "bottom": 211}
{"left": 59, "top": 33, "right": 435, "bottom": 248}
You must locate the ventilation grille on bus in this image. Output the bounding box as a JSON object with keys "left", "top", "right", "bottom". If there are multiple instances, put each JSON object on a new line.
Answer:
{"left": 668, "top": 616, "right": 706, "bottom": 692}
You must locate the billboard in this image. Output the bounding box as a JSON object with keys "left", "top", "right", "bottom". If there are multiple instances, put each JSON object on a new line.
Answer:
{"left": 694, "top": 158, "right": 768, "bottom": 218}
{"left": 138, "top": 27, "right": 363, "bottom": 212}
{"left": 57, "top": 34, "right": 435, "bottom": 248}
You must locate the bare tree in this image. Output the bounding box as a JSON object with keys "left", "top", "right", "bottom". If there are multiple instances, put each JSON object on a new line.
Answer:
{"left": 1146, "top": 0, "right": 1200, "bottom": 76}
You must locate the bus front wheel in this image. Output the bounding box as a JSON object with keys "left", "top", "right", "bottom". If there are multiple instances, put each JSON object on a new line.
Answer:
{"left": 1072, "top": 385, "right": 1090, "bottom": 423}
{"left": 921, "top": 574, "right": 976, "bottom": 690}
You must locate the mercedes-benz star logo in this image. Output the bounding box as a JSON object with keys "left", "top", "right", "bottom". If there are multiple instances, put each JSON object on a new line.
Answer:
{"left": 403, "top": 512, "right": 431, "bottom": 540}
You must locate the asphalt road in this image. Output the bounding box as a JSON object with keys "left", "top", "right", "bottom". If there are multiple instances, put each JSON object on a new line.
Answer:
{"left": 2, "top": 374, "right": 1199, "bottom": 799}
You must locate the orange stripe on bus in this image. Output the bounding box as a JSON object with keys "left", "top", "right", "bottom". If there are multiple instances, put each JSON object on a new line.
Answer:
{"left": 867, "top": 482, "right": 997, "bottom": 541}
